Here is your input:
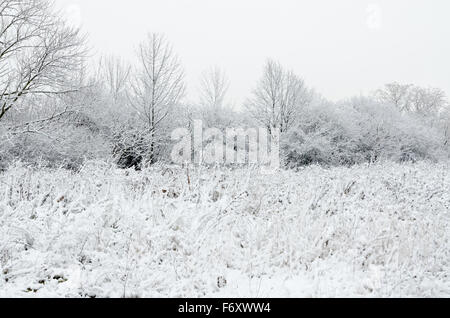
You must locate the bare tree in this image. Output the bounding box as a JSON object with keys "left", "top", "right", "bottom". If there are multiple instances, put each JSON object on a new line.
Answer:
{"left": 375, "top": 82, "right": 412, "bottom": 112}
{"left": 199, "top": 66, "right": 231, "bottom": 127}
{"left": 246, "top": 59, "right": 312, "bottom": 133}
{"left": 128, "top": 33, "right": 185, "bottom": 163}
{"left": 376, "top": 82, "right": 448, "bottom": 115}
{"left": 280, "top": 70, "right": 313, "bottom": 133}
{"left": 408, "top": 86, "right": 447, "bottom": 115}
{"left": 0, "top": 0, "right": 86, "bottom": 121}
{"left": 101, "top": 55, "right": 131, "bottom": 105}
{"left": 200, "top": 67, "right": 229, "bottom": 110}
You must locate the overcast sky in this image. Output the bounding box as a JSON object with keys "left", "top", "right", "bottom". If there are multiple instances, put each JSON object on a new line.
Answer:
{"left": 57, "top": 0, "right": 450, "bottom": 105}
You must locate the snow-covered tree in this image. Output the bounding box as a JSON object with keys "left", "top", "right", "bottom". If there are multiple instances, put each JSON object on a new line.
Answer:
{"left": 128, "top": 33, "right": 185, "bottom": 164}
{"left": 101, "top": 56, "right": 131, "bottom": 106}
{"left": 0, "top": 0, "right": 86, "bottom": 121}
{"left": 198, "top": 66, "right": 233, "bottom": 128}
{"left": 375, "top": 82, "right": 412, "bottom": 112}
{"left": 408, "top": 86, "right": 447, "bottom": 115}
{"left": 246, "top": 59, "right": 312, "bottom": 133}
{"left": 376, "top": 82, "right": 448, "bottom": 116}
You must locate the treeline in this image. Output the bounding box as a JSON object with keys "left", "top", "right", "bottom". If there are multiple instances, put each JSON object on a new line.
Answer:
{"left": 0, "top": 0, "right": 449, "bottom": 171}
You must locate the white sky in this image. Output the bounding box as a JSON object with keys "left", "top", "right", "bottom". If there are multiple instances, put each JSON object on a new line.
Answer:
{"left": 57, "top": 0, "right": 450, "bottom": 105}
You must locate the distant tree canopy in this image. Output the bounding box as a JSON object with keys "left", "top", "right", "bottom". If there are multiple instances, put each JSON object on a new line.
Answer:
{"left": 376, "top": 82, "right": 448, "bottom": 115}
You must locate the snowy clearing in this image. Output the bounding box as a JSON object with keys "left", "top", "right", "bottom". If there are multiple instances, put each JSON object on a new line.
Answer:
{"left": 0, "top": 162, "right": 449, "bottom": 298}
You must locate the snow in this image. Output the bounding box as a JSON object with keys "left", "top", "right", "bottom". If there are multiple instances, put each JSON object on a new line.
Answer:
{"left": 0, "top": 161, "right": 449, "bottom": 298}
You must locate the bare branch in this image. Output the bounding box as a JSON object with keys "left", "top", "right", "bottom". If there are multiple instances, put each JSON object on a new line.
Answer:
{"left": 0, "top": 0, "right": 86, "bottom": 121}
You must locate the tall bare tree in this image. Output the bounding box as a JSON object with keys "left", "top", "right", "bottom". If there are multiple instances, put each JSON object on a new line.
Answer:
{"left": 246, "top": 59, "right": 312, "bottom": 133}
{"left": 101, "top": 55, "right": 131, "bottom": 105}
{"left": 199, "top": 66, "right": 231, "bottom": 127}
{"left": 0, "top": 0, "right": 86, "bottom": 122}
{"left": 128, "top": 33, "right": 185, "bottom": 163}
{"left": 200, "top": 67, "right": 229, "bottom": 110}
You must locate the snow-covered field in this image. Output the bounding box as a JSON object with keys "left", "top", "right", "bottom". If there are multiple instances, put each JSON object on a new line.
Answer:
{"left": 0, "top": 162, "right": 449, "bottom": 298}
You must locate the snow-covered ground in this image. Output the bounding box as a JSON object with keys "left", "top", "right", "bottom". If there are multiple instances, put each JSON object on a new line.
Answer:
{"left": 0, "top": 162, "right": 449, "bottom": 298}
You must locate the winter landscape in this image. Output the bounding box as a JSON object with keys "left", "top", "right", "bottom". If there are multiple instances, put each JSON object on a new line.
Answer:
{"left": 0, "top": 0, "right": 449, "bottom": 298}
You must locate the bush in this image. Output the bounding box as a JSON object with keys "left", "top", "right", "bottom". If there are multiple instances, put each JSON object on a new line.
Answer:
{"left": 282, "top": 97, "right": 449, "bottom": 168}
{"left": 0, "top": 124, "right": 111, "bottom": 171}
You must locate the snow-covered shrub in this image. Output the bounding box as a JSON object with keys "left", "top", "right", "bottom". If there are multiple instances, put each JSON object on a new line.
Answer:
{"left": 112, "top": 126, "right": 147, "bottom": 170}
{"left": 0, "top": 162, "right": 448, "bottom": 297}
{"left": 0, "top": 123, "right": 111, "bottom": 171}
{"left": 282, "top": 97, "right": 449, "bottom": 168}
